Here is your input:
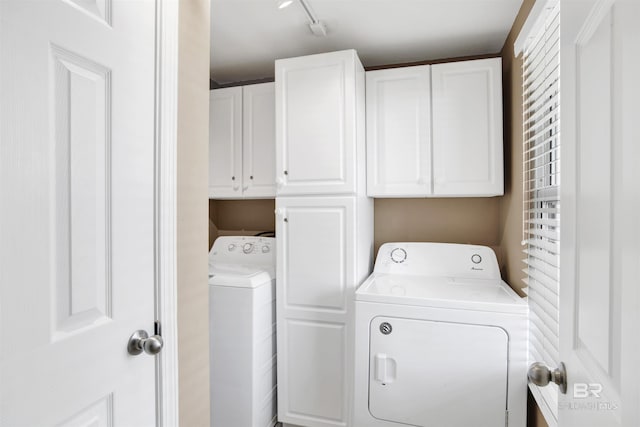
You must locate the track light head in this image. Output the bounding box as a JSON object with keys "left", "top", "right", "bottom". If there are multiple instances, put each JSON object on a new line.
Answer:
{"left": 276, "top": 0, "right": 293, "bottom": 9}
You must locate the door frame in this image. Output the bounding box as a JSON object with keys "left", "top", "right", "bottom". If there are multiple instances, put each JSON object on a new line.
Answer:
{"left": 155, "top": 0, "right": 180, "bottom": 424}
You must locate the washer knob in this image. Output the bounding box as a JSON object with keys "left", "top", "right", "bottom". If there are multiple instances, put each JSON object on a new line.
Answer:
{"left": 243, "top": 243, "right": 254, "bottom": 254}
{"left": 390, "top": 248, "right": 407, "bottom": 263}
{"left": 227, "top": 244, "right": 236, "bottom": 252}
{"left": 471, "top": 254, "right": 482, "bottom": 264}
{"left": 262, "top": 245, "right": 270, "bottom": 253}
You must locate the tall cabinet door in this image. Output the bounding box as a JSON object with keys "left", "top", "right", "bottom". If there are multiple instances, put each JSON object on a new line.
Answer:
{"left": 275, "top": 50, "right": 360, "bottom": 196}
{"left": 209, "top": 87, "right": 242, "bottom": 198}
{"left": 276, "top": 197, "right": 356, "bottom": 427}
{"left": 366, "top": 66, "right": 432, "bottom": 197}
{"left": 431, "top": 58, "right": 503, "bottom": 196}
{"left": 242, "top": 83, "right": 276, "bottom": 198}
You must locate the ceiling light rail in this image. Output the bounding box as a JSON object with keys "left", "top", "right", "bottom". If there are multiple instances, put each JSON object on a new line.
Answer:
{"left": 276, "top": 0, "right": 328, "bottom": 37}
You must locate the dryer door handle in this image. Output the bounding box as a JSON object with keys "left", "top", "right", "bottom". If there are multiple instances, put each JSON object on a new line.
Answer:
{"left": 373, "top": 353, "right": 397, "bottom": 384}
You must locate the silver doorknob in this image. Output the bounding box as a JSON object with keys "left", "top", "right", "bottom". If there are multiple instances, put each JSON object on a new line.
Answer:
{"left": 128, "top": 330, "right": 164, "bottom": 356}
{"left": 528, "top": 361, "right": 567, "bottom": 394}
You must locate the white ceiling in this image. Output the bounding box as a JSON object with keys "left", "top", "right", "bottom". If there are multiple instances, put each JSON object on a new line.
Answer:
{"left": 210, "top": 0, "right": 523, "bottom": 84}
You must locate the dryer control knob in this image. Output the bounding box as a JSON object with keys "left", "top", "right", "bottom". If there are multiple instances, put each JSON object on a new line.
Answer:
{"left": 243, "top": 243, "right": 254, "bottom": 254}
{"left": 227, "top": 244, "right": 236, "bottom": 252}
{"left": 390, "top": 248, "right": 407, "bottom": 263}
{"left": 262, "top": 245, "right": 270, "bottom": 253}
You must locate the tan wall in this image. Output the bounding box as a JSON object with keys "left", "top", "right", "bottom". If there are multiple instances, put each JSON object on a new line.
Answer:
{"left": 177, "top": 0, "right": 211, "bottom": 425}
{"left": 209, "top": 198, "right": 501, "bottom": 261}
{"left": 499, "top": 0, "right": 535, "bottom": 296}
{"left": 210, "top": 199, "right": 275, "bottom": 231}
{"left": 500, "top": 1, "right": 548, "bottom": 426}
{"left": 374, "top": 198, "right": 501, "bottom": 256}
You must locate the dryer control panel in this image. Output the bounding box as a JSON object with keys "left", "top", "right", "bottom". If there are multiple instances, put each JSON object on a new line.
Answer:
{"left": 374, "top": 242, "right": 500, "bottom": 280}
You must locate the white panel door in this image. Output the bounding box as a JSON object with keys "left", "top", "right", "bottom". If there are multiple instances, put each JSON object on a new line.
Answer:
{"left": 276, "top": 197, "right": 356, "bottom": 427}
{"left": 559, "top": 1, "right": 640, "bottom": 426}
{"left": 369, "top": 317, "right": 508, "bottom": 427}
{"left": 431, "top": 58, "right": 503, "bottom": 196}
{"left": 209, "top": 86, "right": 242, "bottom": 198}
{"left": 366, "top": 65, "right": 432, "bottom": 197}
{"left": 243, "top": 82, "right": 276, "bottom": 198}
{"left": 275, "top": 50, "right": 359, "bottom": 196}
{"left": 0, "top": 0, "right": 158, "bottom": 425}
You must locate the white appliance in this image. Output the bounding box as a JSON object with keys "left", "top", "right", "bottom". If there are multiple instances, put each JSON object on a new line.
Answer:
{"left": 353, "top": 242, "right": 527, "bottom": 427}
{"left": 209, "top": 236, "right": 277, "bottom": 427}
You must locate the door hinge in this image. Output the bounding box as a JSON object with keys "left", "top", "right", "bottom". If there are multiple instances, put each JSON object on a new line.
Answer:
{"left": 505, "top": 410, "right": 509, "bottom": 427}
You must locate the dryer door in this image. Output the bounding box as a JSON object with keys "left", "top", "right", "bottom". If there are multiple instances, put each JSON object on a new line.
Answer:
{"left": 369, "top": 316, "right": 509, "bottom": 427}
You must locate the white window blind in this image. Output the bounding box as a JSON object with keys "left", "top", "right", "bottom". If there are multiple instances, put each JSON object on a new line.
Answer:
{"left": 521, "top": 0, "right": 560, "bottom": 422}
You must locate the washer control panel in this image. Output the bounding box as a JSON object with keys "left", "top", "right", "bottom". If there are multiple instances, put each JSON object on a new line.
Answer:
{"left": 210, "top": 236, "right": 275, "bottom": 269}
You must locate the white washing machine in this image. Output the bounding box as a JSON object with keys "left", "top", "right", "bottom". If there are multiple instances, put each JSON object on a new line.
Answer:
{"left": 353, "top": 242, "right": 527, "bottom": 427}
{"left": 209, "top": 236, "right": 277, "bottom": 427}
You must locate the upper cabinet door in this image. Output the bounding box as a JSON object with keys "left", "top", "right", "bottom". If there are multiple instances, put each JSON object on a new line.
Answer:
{"left": 276, "top": 50, "right": 361, "bottom": 196}
{"left": 242, "top": 83, "right": 276, "bottom": 198}
{"left": 366, "top": 66, "right": 432, "bottom": 197}
{"left": 431, "top": 58, "right": 504, "bottom": 196}
{"left": 209, "top": 87, "right": 242, "bottom": 198}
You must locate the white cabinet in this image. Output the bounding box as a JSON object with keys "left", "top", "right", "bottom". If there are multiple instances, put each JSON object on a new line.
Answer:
{"left": 366, "top": 65, "right": 432, "bottom": 197}
{"left": 275, "top": 196, "right": 373, "bottom": 427}
{"left": 275, "top": 49, "right": 366, "bottom": 196}
{"left": 209, "top": 87, "right": 242, "bottom": 198}
{"left": 275, "top": 49, "right": 372, "bottom": 427}
{"left": 209, "top": 83, "right": 276, "bottom": 199}
{"left": 432, "top": 58, "right": 503, "bottom": 196}
{"left": 242, "top": 83, "right": 277, "bottom": 198}
{"left": 365, "top": 58, "right": 503, "bottom": 197}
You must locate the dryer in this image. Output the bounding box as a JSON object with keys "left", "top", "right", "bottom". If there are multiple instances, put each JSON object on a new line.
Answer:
{"left": 209, "top": 236, "right": 277, "bottom": 427}
{"left": 353, "top": 242, "right": 527, "bottom": 427}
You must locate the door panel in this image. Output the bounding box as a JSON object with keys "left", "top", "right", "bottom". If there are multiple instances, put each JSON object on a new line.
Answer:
{"left": 275, "top": 51, "right": 358, "bottom": 196}
{"left": 369, "top": 316, "right": 508, "bottom": 427}
{"left": 278, "top": 198, "right": 355, "bottom": 314}
{"left": 243, "top": 82, "right": 276, "bottom": 198}
{"left": 52, "top": 46, "right": 111, "bottom": 336}
{"left": 209, "top": 86, "right": 242, "bottom": 198}
{"left": 285, "top": 320, "right": 346, "bottom": 423}
{"left": 0, "top": 0, "right": 157, "bottom": 425}
{"left": 575, "top": 8, "right": 613, "bottom": 375}
{"left": 560, "top": 1, "right": 640, "bottom": 426}
{"left": 284, "top": 206, "right": 349, "bottom": 312}
{"left": 276, "top": 197, "right": 356, "bottom": 427}
{"left": 366, "top": 66, "right": 432, "bottom": 197}
{"left": 431, "top": 58, "right": 503, "bottom": 196}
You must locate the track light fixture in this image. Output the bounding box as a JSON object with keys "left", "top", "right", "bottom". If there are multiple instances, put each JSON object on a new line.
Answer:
{"left": 276, "top": 0, "right": 327, "bottom": 37}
